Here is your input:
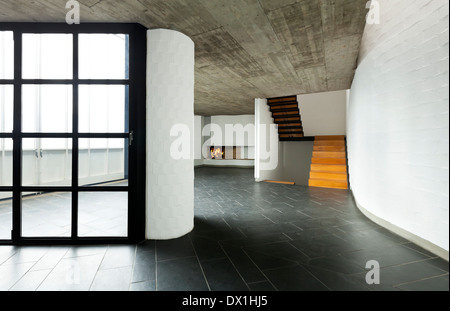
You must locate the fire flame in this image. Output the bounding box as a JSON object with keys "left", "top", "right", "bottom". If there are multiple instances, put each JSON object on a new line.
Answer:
{"left": 211, "top": 148, "right": 224, "bottom": 159}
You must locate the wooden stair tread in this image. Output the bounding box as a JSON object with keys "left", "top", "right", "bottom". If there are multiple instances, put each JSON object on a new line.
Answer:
{"left": 313, "top": 146, "right": 346, "bottom": 152}
{"left": 312, "top": 151, "right": 346, "bottom": 158}
{"left": 268, "top": 96, "right": 297, "bottom": 104}
{"left": 312, "top": 158, "right": 347, "bottom": 165}
{"left": 309, "top": 135, "right": 348, "bottom": 190}
{"left": 315, "top": 135, "right": 346, "bottom": 140}
{"left": 311, "top": 164, "right": 347, "bottom": 173}
{"left": 309, "top": 178, "right": 348, "bottom": 190}
{"left": 310, "top": 171, "right": 347, "bottom": 181}
{"left": 314, "top": 140, "right": 346, "bottom": 146}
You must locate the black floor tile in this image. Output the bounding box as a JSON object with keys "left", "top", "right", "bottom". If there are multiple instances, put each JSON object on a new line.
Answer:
{"left": 304, "top": 265, "right": 370, "bottom": 291}
{"left": 132, "top": 251, "right": 156, "bottom": 283}
{"left": 201, "top": 258, "right": 249, "bottom": 291}
{"left": 244, "top": 249, "right": 298, "bottom": 271}
{"left": 190, "top": 235, "right": 227, "bottom": 262}
{"left": 1, "top": 167, "right": 447, "bottom": 291}
{"left": 353, "top": 259, "right": 448, "bottom": 289}
{"left": 340, "top": 244, "right": 433, "bottom": 269}
{"left": 221, "top": 244, "right": 267, "bottom": 284}
{"left": 156, "top": 235, "right": 196, "bottom": 262}
{"left": 396, "top": 274, "right": 449, "bottom": 291}
{"left": 129, "top": 280, "right": 156, "bottom": 291}
{"left": 289, "top": 234, "right": 359, "bottom": 259}
{"left": 99, "top": 245, "right": 136, "bottom": 270}
{"left": 156, "top": 257, "right": 209, "bottom": 291}
{"left": 247, "top": 281, "right": 277, "bottom": 291}
{"left": 264, "top": 265, "right": 329, "bottom": 291}
{"left": 90, "top": 266, "right": 133, "bottom": 291}
{"left": 306, "top": 254, "right": 365, "bottom": 275}
{"left": 244, "top": 241, "right": 309, "bottom": 264}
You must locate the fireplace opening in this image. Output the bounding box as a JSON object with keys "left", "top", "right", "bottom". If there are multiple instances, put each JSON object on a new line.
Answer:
{"left": 209, "top": 146, "right": 255, "bottom": 160}
{"left": 209, "top": 146, "right": 239, "bottom": 160}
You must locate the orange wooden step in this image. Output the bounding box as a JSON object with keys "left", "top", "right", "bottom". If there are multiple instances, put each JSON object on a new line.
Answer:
{"left": 313, "top": 145, "right": 346, "bottom": 152}
{"left": 264, "top": 180, "right": 295, "bottom": 185}
{"left": 280, "top": 134, "right": 304, "bottom": 138}
{"left": 315, "top": 135, "right": 346, "bottom": 141}
{"left": 271, "top": 104, "right": 298, "bottom": 110}
{"left": 314, "top": 140, "right": 346, "bottom": 147}
{"left": 310, "top": 171, "right": 347, "bottom": 181}
{"left": 279, "top": 128, "right": 303, "bottom": 133}
{"left": 310, "top": 164, "right": 347, "bottom": 173}
{"left": 309, "top": 179, "right": 348, "bottom": 190}
{"left": 275, "top": 117, "right": 300, "bottom": 122}
{"left": 312, "top": 151, "right": 346, "bottom": 159}
{"left": 268, "top": 96, "right": 297, "bottom": 104}
{"left": 273, "top": 111, "right": 299, "bottom": 117}
{"left": 311, "top": 158, "right": 347, "bottom": 165}
{"left": 278, "top": 123, "right": 302, "bottom": 128}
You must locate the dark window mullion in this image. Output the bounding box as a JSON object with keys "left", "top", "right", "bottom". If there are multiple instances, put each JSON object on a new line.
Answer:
{"left": 12, "top": 30, "right": 22, "bottom": 243}
{"left": 72, "top": 33, "right": 79, "bottom": 240}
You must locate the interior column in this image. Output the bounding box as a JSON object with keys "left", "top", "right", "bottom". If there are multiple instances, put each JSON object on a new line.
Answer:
{"left": 146, "top": 29, "right": 195, "bottom": 240}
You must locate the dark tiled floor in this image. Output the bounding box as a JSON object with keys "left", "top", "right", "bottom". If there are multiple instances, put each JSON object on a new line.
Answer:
{"left": 0, "top": 167, "right": 448, "bottom": 291}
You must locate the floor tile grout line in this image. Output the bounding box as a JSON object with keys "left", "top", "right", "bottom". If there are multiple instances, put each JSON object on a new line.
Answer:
{"left": 187, "top": 235, "right": 211, "bottom": 291}
{"left": 392, "top": 272, "right": 449, "bottom": 289}
{"left": 128, "top": 244, "right": 138, "bottom": 291}
{"left": 88, "top": 244, "right": 110, "bottom": 291}
{"left": 239, "top": 247, "right": 279, "bottom": 291}
{"left": 29, "top": 246, "right": 71, "bottom": 291}
{"left": 6, "top": 246, "right": 56, "bottom": 291}
{"left": 218, "top": 243, "right": 251, "bottom": 291}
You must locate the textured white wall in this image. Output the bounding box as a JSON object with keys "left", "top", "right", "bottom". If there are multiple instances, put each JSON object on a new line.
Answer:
{"left": 298, "top": 90, "right": 347, "bottom": 136}
{"left": 348, "top": 0, "right": 449, "bottom": 255}
{"left": 255, "top": 98, "right": 283, "bottom": 182}
{"left": 210, "top": 115, "right": 255, "bottom": 147}
{"left": 146, "top": 29, "right": 195, "bottom": 240}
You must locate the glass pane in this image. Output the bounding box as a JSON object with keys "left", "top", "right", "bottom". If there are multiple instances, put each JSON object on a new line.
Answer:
{"left": 0, "top": 31, "right": 14, "bottom": 80}
{"left": 22, "top": 85, "right": 73, "bottom": 133}
{"left": 79, "top": 85, "right": 127, "bottom": 133}
{"left": 22, "top": 33, "right": 73, "bottom": 79}
{"left": 22, "top": 192, "right": 71, "bottom": 237}
{"left": 78, "top": 192, "right": 127, "bottom": 237}
{"left": 79, "top": 34, "right": 128, "bottom": 80}
{"left": 22, "top": 138, "right": 72, "bottom": 187}
{"left": 0, "top": 85, "right": 13, "bottom": 133}
{"left": 79, "top": 138, "right": 128, "bottom": 187}
{"left": 0, "top": 192, "right": 12, "bottom": 240}
{"left": 0, "top": 138, "right": 13, "bottom": 187}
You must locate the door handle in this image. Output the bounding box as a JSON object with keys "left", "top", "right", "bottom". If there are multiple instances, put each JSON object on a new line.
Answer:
{"left": 34, "top": 149, "right": 39, "bottom": 158}
{"left": 40, "top": 149, "right": 43, "bottom": 158}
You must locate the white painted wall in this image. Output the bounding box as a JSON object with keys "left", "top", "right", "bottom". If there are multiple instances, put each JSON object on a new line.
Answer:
{"left": 196, "top": 114, "right": 255, "bottom": 167}
{"left": 348, "top": 0, "right": 449, "bottom": 258}
{"left": 255, "top": 98, "right": 283, "bottom": 182}
{"left": 210, "top": 115, "right": 255, "bottom": 147}
{"left": 194, "top": 115, "right": 204, "bottom": 167}
{"left": 298, "top": 90, "right": 347, "bottom": 136}
{"left": 146, "top": 29, "right": 195, "bottom": 240}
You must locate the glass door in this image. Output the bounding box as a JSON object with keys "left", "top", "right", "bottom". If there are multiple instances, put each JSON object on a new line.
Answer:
{"left": 0, "top": 23, "right": 147, "bottom": 245}
{"left": 0, "top": 31, "right": 14, "bottom": 240}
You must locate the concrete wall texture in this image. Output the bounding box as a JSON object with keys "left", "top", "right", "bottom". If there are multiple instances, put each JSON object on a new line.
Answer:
{"left": 348, "top": 0, "right": 449, "bottom": 256}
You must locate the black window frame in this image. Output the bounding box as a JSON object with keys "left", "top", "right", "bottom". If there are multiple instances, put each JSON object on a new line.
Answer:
{"left": 0, "top": 22, "right": 147, "bottom": 245}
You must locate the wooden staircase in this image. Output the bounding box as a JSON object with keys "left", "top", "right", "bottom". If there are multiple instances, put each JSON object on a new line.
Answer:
{"left": 308, "top": 136, "right": 349, "bottom": 190}
{"left": 267, "top": 96, "right": 304, "bottom": 141}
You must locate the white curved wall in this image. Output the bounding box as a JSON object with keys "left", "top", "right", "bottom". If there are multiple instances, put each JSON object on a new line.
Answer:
{"left": 146, "top": 29, "right": 195, "bottom": 240}
{"left": 348, "top": 0, "right": 449, "bottom": 258}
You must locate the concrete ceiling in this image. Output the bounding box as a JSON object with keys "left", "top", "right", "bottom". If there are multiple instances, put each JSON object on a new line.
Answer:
{"left": 0, "top": 0, "right": 368, "bottom": 116}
